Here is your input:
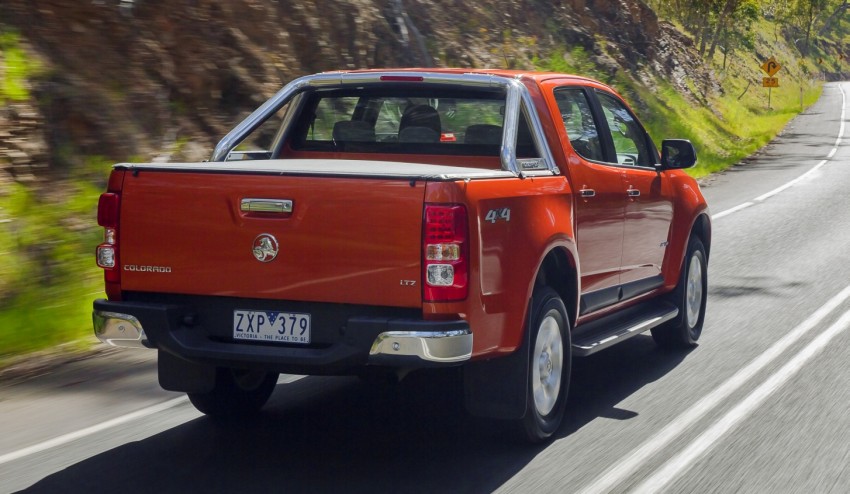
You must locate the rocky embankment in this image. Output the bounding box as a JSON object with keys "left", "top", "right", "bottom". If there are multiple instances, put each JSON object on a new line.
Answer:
{"left": 0, "top": 0, "right": 716, "bottom": 178}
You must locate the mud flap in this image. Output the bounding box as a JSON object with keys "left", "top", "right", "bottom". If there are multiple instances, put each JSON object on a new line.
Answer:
{"left": 158, "top": 350, "right": 216, "bottom": 393}
{"left": 462, "top": 301, "right": 531, "bottom": 420}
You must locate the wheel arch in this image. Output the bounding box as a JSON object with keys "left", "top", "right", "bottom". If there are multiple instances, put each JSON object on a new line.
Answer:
{"left": 533, "top": 245, "right": 579, "bottom": 329}
{"left": 691, "top": 212, "right": 712, "bottom": 261}
{"left": 664, "top": 204, "right": 712, "bottom": 290}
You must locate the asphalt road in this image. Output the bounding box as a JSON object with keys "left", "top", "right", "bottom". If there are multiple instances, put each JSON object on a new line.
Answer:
{"left": 2, "top": 83, "right": 849, "bottom": 493}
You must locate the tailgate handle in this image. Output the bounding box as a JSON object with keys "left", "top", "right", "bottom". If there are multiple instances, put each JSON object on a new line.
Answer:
{"left": 240, "top": 198, "right": 293, "bottom": 214}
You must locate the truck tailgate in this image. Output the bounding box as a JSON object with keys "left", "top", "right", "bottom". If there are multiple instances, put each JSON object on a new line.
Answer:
{"left": 119, "top": 171, "right": 426, "bottom": 308}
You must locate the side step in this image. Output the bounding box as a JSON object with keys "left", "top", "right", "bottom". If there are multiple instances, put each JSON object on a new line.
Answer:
{"left": 572, "top": 301, "right": 678, "bottom": 357}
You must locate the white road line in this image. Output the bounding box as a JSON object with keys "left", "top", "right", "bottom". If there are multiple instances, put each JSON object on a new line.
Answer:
{"left": 0, "top": 396, "right": 188, "bottom": 466}
{"left": 633, "top": 308, "right": 850, "bottom": 493}
{"left": 837, "top": 83, "right": 846, "bottom": 146}
{"left": 711, "top": 202, "right": 754, "bottom": 220}
{"left": 712, "top": 83, "right": 846, "bottom": 221}
{"left": 0, "top": 375, "right": 303, "bottom": 466}
{"left": 753, "top": 159, "right": 828, "bottom": 202}
{"left": 579, "top": 283, "right": 850, "bottom": 494}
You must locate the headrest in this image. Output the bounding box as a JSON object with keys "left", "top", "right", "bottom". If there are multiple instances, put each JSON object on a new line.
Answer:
{"left": 399, "top": 105, "right": 441, "bottom": 135}
{"left": 332, "top": 120, "right": 375, "bottom": 142}
{"left": 464, "top": 124, "right": 503, "bottom": 145}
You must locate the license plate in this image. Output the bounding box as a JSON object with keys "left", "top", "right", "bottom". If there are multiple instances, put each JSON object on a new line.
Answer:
{"left": 233, "top": 310, "right": 311, "bottom": 344}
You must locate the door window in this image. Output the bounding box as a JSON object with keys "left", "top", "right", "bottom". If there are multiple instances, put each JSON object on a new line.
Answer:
{"left": 553, "top": 89, "right": 604, "bottom": 162}
{"left": 596, "top": 92, "right": 652, "bottom": 167}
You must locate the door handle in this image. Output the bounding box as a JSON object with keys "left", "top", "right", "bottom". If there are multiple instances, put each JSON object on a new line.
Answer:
{"left": 627, "top": 189, "right": 640, "bottom": 197}
{"left": 240, "top": 198, "right": 294, "bottom": 213}
{"left": 580, "top": 189, "right": 596, "bottom": 198}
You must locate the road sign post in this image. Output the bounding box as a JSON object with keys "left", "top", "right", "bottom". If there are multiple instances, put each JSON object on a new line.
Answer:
{"left": 760, "top": 57, "right": 782, "bottom": 109}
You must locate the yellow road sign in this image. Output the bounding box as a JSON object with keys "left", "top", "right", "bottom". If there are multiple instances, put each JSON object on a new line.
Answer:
{"left": 763, "top": 77, "right": 779, "bottom": 88}
{"left": 761, "top": 57, "right": 782, "bottom": 76}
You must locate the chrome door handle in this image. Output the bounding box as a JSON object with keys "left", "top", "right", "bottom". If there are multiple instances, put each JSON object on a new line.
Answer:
{"left": 580, "top": 189, "right": 596, "bottom": 198}
{"left": 627, "top": 189, "right": 640, "bottom": 197}
{"left": 240, "top": 198, "right": 293, "bottom": 213}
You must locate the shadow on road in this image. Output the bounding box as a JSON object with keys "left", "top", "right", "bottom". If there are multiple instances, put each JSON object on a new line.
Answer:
{"left": 20, "top": 337, "right": 689, "bottom": 494}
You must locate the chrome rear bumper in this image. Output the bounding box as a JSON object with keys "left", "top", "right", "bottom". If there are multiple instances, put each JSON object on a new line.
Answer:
{"left": 93, "top": 310, "right": 151, "bottom": 349}
{"left": 369, "top": 329, "right": 472, "bottom": 364}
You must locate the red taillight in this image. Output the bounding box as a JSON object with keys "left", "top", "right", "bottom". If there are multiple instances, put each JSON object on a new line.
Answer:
{"left": 96, "top": 191, "right": 121, "bottom": 296}
{"left": 97, "top": 193, "right": 120, "bottom": 228}
{"left": 423, "top": 204, "right": 468, "bottom": 302}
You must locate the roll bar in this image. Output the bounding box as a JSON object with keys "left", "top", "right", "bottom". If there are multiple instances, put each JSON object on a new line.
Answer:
{"left": 210, "top": 71, "right": 558, "bottom": 176}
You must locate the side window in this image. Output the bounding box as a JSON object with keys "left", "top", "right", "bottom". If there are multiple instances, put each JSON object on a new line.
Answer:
{"left": 596, "top": 92, "right": 652, "bottom": 167}
{"left": 553, "top": 88, "right": 604, "bottom": 162}
{"left": 228, "top": 101, "right": 292, "bottom": 160}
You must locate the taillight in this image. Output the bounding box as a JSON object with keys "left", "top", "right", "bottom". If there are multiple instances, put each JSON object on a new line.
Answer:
{"left": 423, "top": 204, "right": 468, "bottom": 301}
{"left": 96, "top": 191, "right": 121, "bottom": 290}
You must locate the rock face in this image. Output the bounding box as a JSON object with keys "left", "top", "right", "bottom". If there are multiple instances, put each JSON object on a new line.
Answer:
{"left": 0, "top": 0, "right": 715, "bottom": 173}
{"left": 0, "top": 102, "right": 48, "bottom": 181}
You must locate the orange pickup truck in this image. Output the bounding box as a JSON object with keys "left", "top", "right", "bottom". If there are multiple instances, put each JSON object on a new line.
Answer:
{"left": 93, "top": 69, "right": 710, "bottom": 442}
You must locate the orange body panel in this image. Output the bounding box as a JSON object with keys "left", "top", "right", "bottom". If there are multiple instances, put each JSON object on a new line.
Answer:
{"left": 423, "top": 176, "right": 577, "bottom": 356}
{"left": 534, "top": 76, "right": 709, "bottom": 327}
{"left": 119, "top": 171, "right": 425, "bottom": 308}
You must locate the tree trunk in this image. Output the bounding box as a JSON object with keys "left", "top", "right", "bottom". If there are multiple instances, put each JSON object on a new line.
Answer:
{"left": 707, "top": 0, "right": 738, "bottom": 60}
{"left": 818, "top": 0, "right": 848, "bottom": 36}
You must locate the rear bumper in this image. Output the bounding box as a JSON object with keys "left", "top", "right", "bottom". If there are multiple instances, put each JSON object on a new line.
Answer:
{"left": 93, "top": 310, "right": 151, "bottom": 349}
{"left": 92, "top": 298, "right": 471, "bottom": 374}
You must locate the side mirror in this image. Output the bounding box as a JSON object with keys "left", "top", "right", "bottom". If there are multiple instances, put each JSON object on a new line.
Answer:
{"left": 659, "top": 139, "right": 697, "bottom": 170}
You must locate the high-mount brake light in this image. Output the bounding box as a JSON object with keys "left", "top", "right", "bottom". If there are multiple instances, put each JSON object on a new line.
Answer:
{"left": 423, "top": 204, "right": 468, "bottom": 302}
{"left": 380, "top": 75, "right": 425, "bottom": 82}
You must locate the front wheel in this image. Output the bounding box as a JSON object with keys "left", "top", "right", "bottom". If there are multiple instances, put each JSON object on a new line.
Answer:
{"left": 652, "top": 236, "right": 707, "bottom": 349}
{"left": 520, "top": 287, "right": 571, "bottom": 442}
{"left": 188, "top": 367, "right": 278, "bottom": 418}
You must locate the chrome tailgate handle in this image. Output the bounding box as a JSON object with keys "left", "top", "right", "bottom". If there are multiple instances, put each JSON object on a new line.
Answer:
{"left": 241, "top": 198, "right": 293, "bottom": 213}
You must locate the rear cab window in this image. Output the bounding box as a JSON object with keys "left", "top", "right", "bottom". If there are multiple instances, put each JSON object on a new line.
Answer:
{"left": 281, "top": 86, "right": 540, "bottom": 168}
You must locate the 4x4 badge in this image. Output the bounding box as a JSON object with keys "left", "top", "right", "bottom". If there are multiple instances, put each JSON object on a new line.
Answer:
{"left": 252, "top": 234, "right": 279, "bottom": 262}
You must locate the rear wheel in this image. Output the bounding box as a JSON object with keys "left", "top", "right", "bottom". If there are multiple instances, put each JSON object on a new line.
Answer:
{"left": 520, "top": 287, "right": 571, "bottom": 442}
{"left": 652, "top": 236, "right": 707, "bottom": 349}
{"left": 188, "top": 367, "right": 278, "bottom": 417}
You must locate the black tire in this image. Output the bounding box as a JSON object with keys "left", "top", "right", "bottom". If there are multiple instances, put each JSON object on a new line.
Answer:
{"left": 188, "top": 367, "right": 278, "bottom": 418}
{"left": 520, "top": 287, "right": 571, "bottom": 443}
{"left": 652, "top": 236, "right": 707, "bottom": 349}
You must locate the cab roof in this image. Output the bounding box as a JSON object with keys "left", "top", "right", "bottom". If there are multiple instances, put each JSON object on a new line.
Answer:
{"left": 320, "top": 67, "right": 609, "bottom": 89}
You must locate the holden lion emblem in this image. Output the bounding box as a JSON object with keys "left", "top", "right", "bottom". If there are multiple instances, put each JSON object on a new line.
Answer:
{"left": 252, "top": 234, "right": 279, "bottom": 262}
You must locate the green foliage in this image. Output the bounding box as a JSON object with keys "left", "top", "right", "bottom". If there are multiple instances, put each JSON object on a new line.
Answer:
{"left": 538, "top": 5, "right": 834, "bottom": 177}
{"left": 535, "top": 48, "right": 603, "bottom": 79}
{"left": 635, "top": 80, "right": 819, "bottom": 176}
{"left": 0, "top": 31, "right": 39, "bottom": 103}
{"left": 0, "top": 178, "right": 105, "bottom": 358}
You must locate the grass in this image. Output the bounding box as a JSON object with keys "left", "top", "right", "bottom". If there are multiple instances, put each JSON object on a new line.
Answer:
{"left": 0, "top": 177, "right": 106, "bottom": 359}
{"left": 0, "top": 27, "right": 113, "bottom": 361}
{"left": 535, "top": 23, "right": 825, "bottom": 178}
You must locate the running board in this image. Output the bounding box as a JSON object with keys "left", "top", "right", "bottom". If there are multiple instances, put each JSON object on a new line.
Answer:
{"left": 572, "top": 302, "right": 679, "bottom": 357}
